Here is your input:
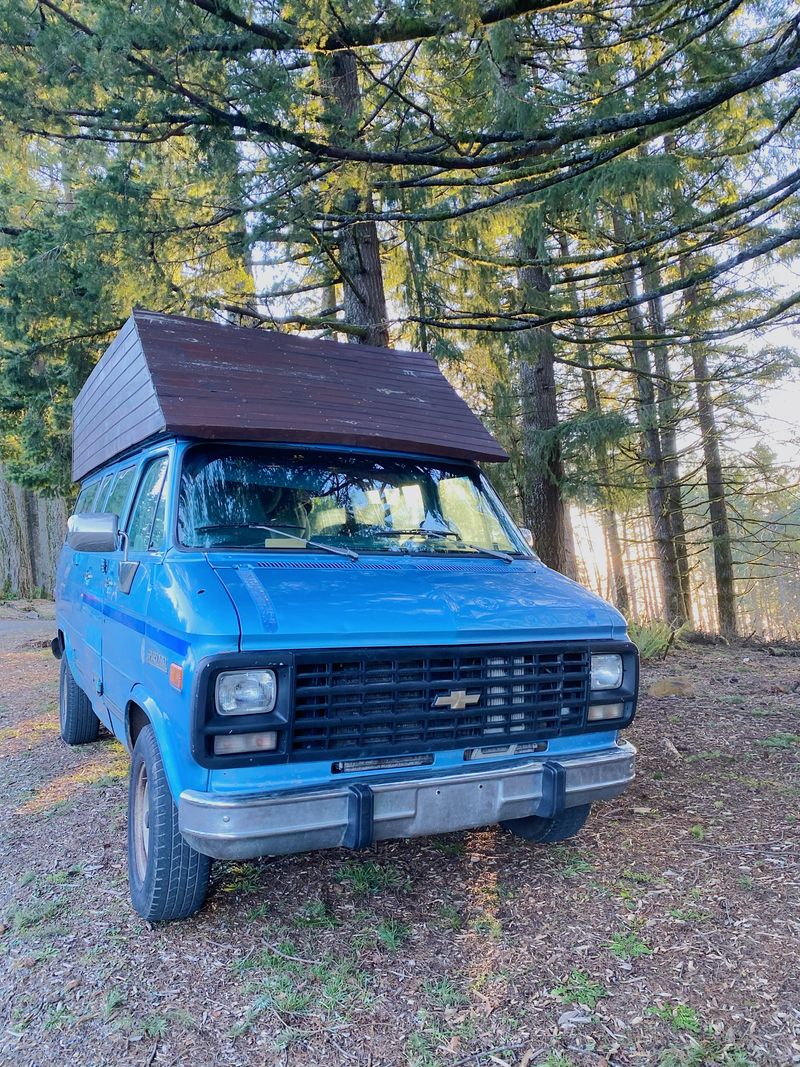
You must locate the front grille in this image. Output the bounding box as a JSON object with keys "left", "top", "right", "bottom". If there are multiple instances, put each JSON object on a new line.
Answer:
{"left": 291, "top": 646, "right": 591, "bottom": 756}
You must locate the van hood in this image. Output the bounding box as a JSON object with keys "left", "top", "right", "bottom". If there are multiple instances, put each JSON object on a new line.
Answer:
{"left": 208, "top": 555, "right": 626, "bottom": 650}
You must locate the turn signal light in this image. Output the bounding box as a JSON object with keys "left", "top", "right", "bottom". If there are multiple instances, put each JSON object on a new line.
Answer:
{"left": 587, "top": 702, "right": 625, "bottom": 722}
{"left": 213, "top": 731, "right": 278, "bottom": 755}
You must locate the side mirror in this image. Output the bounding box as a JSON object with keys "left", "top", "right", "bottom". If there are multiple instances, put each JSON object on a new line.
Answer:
{"left": 519, "top": 526, "right": 534, "bottom": 549}
{"left": 66, "top": 512, "right": 119, "bottom": 553}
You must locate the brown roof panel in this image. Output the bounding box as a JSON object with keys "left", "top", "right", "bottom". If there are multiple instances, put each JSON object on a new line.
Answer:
{"left": 72, "top": 309, "right": 508, "bottom": 480}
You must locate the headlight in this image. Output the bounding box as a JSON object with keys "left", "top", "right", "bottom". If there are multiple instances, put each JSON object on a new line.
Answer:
{"left": 215, "top": 669, "right": 277, "bottom": 715}
{"left": 591, "top": 653, "right": 623, "bottom": 691}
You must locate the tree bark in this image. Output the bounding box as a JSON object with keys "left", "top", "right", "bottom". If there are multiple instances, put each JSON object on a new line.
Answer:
{"left": 559, "top": 234, "right": 630, "bottom": 612}
{"left": 686, "top": 286, "right": 737, "bottom": 636}
{"left": 319, "top": 51, "right": 389, "bottom": 347}
{"left": 0, "top": 464, "right": 67, "bottom": 597}
{"left": 612, "top": 213, "right": 686, "bottom": 624}
{"left": 516, "top": 235, "right": 573, "bottom": 575}
{"left": 641, "top": 255, "right": 693, "bottom": 622}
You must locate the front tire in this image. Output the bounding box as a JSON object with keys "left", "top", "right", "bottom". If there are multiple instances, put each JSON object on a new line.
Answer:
{"left": 501, "top": 803, "right": 592, "bottom": 843}
{"left": 59, "top": 657, "right": 100, "bottom": 745}
{"left": 127, "top": 725, "right": 210, "bottom": 921}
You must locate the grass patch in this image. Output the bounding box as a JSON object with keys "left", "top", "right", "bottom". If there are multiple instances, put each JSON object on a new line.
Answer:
{"left": 551, "top": 969, "right": 608, "bottom": 1010}
{"left": 45, "top": 864, "right": 84, "bottom": 886}
{"left": 104, "top": 989, "right": 126, "bottom": 1019}
{"left": 668, "top": 906, "right": 710, "bottom": 922}
{"left": 648, "top": 1002, "right": 701, "bottom": 1033}
{"left": 607, "top": 929, "right": 652, "bottom": 960}
{"left": 658, "top": 1039, "right": 755, "bottom": 1066}
{"left": 44, "top": 1004, "right": 75, "bottom": 1030}
{"left": 423, "top": 976, "right": 467, "bottom": 1009}
{"left": 758, "top": 732, "right": 800, "bottom": 750}
{"left": 229, "top": 944, "right": 372, "bottom": 1038}
{"left": 406, "top": 1009, "right": 477, "bottom": 1067}
{"left": 621, "top": 869, "right": 657, "bottom": 884}
{"left": 293, "top": 899, "right": 338, "bottom": 929}
{"left": 374, "top": 917, "right": 410, "bottom": 950}
{"left": 336, "top": 860, "right": 408, "bottom": 894}
{"left": 138, "top": 1014, "right": 169, "bottom": 1038}
{"left": 219, "top": 862, "right": 262, "bottom": 893}
{"left": 469, "top": 912, "right": 502, "bottom": 940}
{"left": 429, "top": 837, "right": 466, "bottom": 856}
{"left": 550, "top": 845, "right": 594, "bottom": 875}
{"left": 628, "top": 619, "right": 685, "bottom": 660}
{"left": 436, "top": 904, "right": 462, "bottom": 931}
{"left": 7, "top": 897, "right": 65, "bottom": 932}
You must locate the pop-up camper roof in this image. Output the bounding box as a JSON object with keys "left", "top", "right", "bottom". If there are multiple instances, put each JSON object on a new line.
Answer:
{"left": 71, "top": 310, "right": 508, "bottom": 481}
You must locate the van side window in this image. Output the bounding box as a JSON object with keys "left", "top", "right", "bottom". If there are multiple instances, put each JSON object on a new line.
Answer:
{"left": 74, "top": 486, "right": 93, "bottom": 514}
{"left": 127, "top": 457, "right": 168, "bottom": 553}
{"left": 105, "top": 466, "right": 136, "bottom": 522}
{"left": 94, "top": 473, "right": 114, "bottom": 511}
{"left": 76, "top": 481, "right": 101, "bottom": 513}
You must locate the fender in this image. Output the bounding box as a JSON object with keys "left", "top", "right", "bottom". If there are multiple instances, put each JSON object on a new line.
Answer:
{"left": 127, "top": 684, "right": 210, "bottom": 799}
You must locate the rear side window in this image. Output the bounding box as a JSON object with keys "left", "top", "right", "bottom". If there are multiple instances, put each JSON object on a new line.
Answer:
{"left": 105, "top": 466, "right": 136, "bottom": 521}
{"left": 127, "top": 457, "right": 169, "bottom": 552}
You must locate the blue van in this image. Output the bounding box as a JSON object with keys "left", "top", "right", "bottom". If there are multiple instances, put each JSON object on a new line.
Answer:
{"left": 55, "top": 311, "right": 638, "bottom": 921}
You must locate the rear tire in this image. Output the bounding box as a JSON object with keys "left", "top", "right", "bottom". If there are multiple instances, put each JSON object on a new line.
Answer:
{"left": 501, "top": 803, "right": 591, "bottom": 843}
{"left": 59, "top": 657, "right": 100, "bottom": 745}
{"left": 127, "top": 725, "right": 210, "bottom": 921}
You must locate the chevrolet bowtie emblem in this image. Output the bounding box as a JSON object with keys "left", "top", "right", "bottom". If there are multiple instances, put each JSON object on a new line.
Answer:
{"left": 433, "top": 689, "right": 480, "bottom": 711}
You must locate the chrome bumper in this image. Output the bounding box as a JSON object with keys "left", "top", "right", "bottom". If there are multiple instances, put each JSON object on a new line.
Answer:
{"left": 179, "top": 742, "right": 636, "bottom": 860}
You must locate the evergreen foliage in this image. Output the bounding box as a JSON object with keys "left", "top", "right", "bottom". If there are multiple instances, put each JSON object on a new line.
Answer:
{"left": 0, "top": 0, "right": 798, "bottom": 632}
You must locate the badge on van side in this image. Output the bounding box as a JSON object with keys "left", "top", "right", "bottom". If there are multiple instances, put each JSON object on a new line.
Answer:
{"left": 145, "top": 648, "right": 168, "bottom": 673}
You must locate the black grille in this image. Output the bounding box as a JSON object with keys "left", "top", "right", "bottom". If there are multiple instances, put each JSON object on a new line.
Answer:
{"left": 291, "top": 646, "right": 591, "bottom": 756}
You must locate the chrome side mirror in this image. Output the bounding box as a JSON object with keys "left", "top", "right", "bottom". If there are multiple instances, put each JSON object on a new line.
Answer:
{"left": 519, "top": 526, "right": 534, "bottom": 549}
{"left": 66, "top": 512, "right": 119, "bottom": 553}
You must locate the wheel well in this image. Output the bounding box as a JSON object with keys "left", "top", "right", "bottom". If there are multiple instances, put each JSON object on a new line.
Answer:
{"left": 127, "top": 703, "right": 150, "bottom": 749}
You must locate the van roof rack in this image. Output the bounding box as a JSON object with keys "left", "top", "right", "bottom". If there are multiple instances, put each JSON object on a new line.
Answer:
{"left": 71, "top": 309, "right": 508, "bottom": 481}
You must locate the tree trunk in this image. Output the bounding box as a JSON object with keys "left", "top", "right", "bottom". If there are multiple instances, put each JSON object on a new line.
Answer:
{"left": 517, "top": 234, "right": 572, "bottom": 575}
{"left": 641, "top": 254, "right": 693, "bottom": 622}
{"left": 0, "top": 465, "right": 67, "bottom": 597}
{"left": 686, "top": 286, "right": 737, "bottom": 636}
{"left": 612, "top": 213, "right": 686, "bottom": 624}
{"left": 320, "top": 51, "right": 389, "bottom": 347}
{"left": 559, "top": 234, "right": 630, "bottom": 612}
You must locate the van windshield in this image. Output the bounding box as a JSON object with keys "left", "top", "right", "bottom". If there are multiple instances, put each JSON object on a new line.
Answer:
{"left": 177, "top": 446, "right": 529, "bottom": 557}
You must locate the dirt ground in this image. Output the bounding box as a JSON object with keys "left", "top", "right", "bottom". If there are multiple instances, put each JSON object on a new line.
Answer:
{"left": 0, "top": 622, "right": 798, "bottom": 1067}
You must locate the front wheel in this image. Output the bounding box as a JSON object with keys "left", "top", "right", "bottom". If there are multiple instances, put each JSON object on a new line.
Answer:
{"left": 501, "top": 803, "right": 592, "bottom": 843}
{"left": 59, "top": 657, "right": 100, "bottom": 745}
{"left": 127, "top": 725, "right": 210, "bottom": 921}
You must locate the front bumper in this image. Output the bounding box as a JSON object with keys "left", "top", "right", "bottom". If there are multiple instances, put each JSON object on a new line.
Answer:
{"left": 179, "top": 741, "right": 636, "bottom": 860}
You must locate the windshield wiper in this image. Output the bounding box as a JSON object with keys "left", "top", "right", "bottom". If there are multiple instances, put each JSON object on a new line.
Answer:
{"left": 373, "top": 528, "right": 514, "bottom": 563}
{"left": 195, "top": 523, "right": 359, "bottom": 561}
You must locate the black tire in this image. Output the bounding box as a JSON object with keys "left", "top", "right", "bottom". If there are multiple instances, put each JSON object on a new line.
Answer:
{"left": 127, "top": 725, "right": 211, "bottom": 922}
{"left": 59, "top": 657, "right": 100, "bottom": 745}
{"left": 501, "top": 803, "right": 592, "bottom": 843}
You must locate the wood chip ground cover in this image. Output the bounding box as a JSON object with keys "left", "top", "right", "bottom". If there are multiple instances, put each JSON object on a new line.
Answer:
{"left": 0, "top": 642, "right": 798, "bottom": 1066}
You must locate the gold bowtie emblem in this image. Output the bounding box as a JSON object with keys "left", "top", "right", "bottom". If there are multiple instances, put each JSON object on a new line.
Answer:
{"left": 433, "top": 689, "right": 480, "bottom": 711}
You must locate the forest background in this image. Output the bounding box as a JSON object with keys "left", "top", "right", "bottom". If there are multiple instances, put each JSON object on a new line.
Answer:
{"left": 1, "top": 0, "right": 799, "bottom": 639}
